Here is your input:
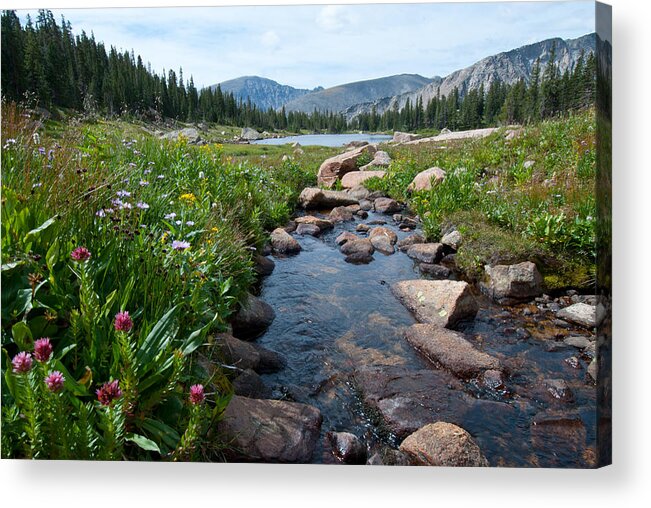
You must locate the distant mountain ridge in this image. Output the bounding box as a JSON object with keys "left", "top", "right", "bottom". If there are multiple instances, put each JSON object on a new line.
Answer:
{"left": 211, "top": 76, "right": 321, "bottom": 111}
{"left": 345, "top": 33, "right": 596, "bottom": 120}
{"left": 281, "top": 73, "right": 433, "bottom": 114}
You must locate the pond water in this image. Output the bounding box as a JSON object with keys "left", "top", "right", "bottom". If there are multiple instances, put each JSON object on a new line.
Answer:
{"left": 252, "top": 133, "right": 392, "bottom": 147}
{"left": 254, "top": 209, "right": 597, "bottom": 467}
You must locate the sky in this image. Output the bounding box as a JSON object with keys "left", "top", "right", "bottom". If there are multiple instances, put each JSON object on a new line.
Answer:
{"left": 15, "top": 1, "right": 596, "bottom": 90}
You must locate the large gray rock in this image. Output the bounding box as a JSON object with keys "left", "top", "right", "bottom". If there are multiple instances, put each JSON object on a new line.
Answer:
{"left": 340, "top": 170, "right": 386, "bottom": 189}
{"left": 557, "top": 303, "right": 601, "bottom": 328}
{"left": 370, "top": 235, "right": 395, "bottom": 255}
{"left": 270, "top": 228, "right": 301, "bottom": 255}
{"left": 374, "top": 197, "right": 401, "bottom": 214}
{"left": 407, "top": 167, "right": 446, "bottom": 192}
{"left": 161, "top": 127, "right": 201, "bottom": 144}
{"left": 399, "top": 422, "right": 489, "bottom": 467}
{"left": 231, "top": 293, "right": 276, "bottom": 339}
{"left": 406, "top": 243, "right": 445, "bottom": 264}
{"left": 393, "top": 131, "right": 420, "bottom": 143}
{"left": 232, "top": 369, "right": 272, "bottom": 399}
{"left": 317, "top": 144, "right": 377, "bottom": 187}
{"left": 253, "top": 254, "right": 275, "bottom": 276}
{"left": 481, "top": 261, "right": 543, "bottom": 304}
{"left": 329, "top": 206, "right": 354, "bottom": 223}
{"left": 441, "top": 229, "right": 462, "bottom": 251}
{"left": 405, "top": 324, "right": 501, "bottom": 378}
{"left": 215, "top": 332, "right": 260, "bottom": 370}
{"left": 241, "top": 127, "right": 263, "bottom": 141}
{"left": 298, "top": 187, "right": 359, "bottom": 209}
{"left": 217, "top": 396, "right": 322, "bottom": 462}
{"left": 392, "top": 280, "right": 478, "bottom": 328}
{"left": 294, "top": 215, "right": 334, "bottom": 231}
{"left": 397, "top": 233, "right": 426, "bottom": 251}
{"left": 360, "top": 150, "right": 392, "bottom": 170}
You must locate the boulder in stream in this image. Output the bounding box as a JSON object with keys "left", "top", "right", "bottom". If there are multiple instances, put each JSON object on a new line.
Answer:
{"left": 231, "top": 293, "right": 276, "bottom": 339}
{"left": 217, "top": 396, "right": 322, "bottom": 463}
{"left": 391, "top": 280, "right": 478, "bottom": 328}
{"left": 399, "top": 422, "right": 489, "bottom": 467}
{"left": 317, "top": 144, "right": 377, "bottom": 187}
{"left": 270, "top": 228, "right": 302, "bottom": 255}
{"left": 298, "top": 187, "right": 359, "bottom": 209}
{"left": 481, "top": 261, "right": 543, "bottom": 304}
{"left": 326, "top": 432, "right": 367, "bottom": 465}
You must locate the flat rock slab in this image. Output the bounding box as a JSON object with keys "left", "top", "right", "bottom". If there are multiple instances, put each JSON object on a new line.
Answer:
{"left": 231, "top": 293, "right": 276, "bottom": 339}
{"left": 557, "top": 303, "right": 600, "bottom": 328}
{"left": 317, "top": 145, "right": 377, "bottom": 187}
{"left": 406, "top": 243, "right": 444, "bottom": 264}
{"left": 341, "top": 170, "right": 386, "bottom": 189}
{"left": 404, "top": 127, "right": 499, "bottom": 145}
{"left": 405, "top": 324, "right": 501, "bottom": 378}
{"left": 392, "top": 280, "right": 478, "bottom": 328}
{"left": 294, "top": 215, "right": 334, "bottom": 230}
{"left": 217, "top": 396, "right": 323, "bottom": 463}
{"left": 399, "top": 422, "right": 488, "bottom": 467}
{"left": 298, "top": 187, "right": 359, "bottom": 209}
{"left": 270, "top": 228, "right": 301, "bottom": 255}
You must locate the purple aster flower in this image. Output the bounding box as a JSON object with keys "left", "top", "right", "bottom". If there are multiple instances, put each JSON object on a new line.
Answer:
{"left": 139, "top": 180, "right": 149, "bottom": 186}
{"left": 157, "top": 175, "right": 165, "bottom": 180}
{"left": 111, "top": 198, "right": 124, "bottom": 208}
{"left": 12, "top": 352, "right": 33, "bottom": 374}
{"left": 71, "top": 246, "right": 91, "bottom": 262}
{"left": 114, "top": 311, "right": 133, "bottom": 333}
{"left": 128, "top": 162, "right": 136, "bottom": 168}
{"left": 45, "top": 371, "right": 65, "bottom": 393}
{"left": 172, "top": 240, "right": 190, "bottom": 251}
{"left": 32, "top": 182, "right": 43, "bottom": 189}
{"left": 116, "top": 190, "right": 131, "bottom": 198}
{"left": 120, "top": 202, "right": 132, "bottom": 210}
{"left": 185, "top": 221, "right": 195, "bottom": 226}
{"left": 38, "top": 147, "right": 46, "bottom": 155}
{"left": 175, "top": 220, "right": 182, "bottom": 226}
{"left": 34, "top": 338, "right": 53, "bottom": 362}
{"left": 136, "top": 201, "right": 149, "bottom": 209}
{"left": 96, "top": 380, "right": 122, "bottom": 406}
{"left": 143, "top": 169, "right": 152, "bottom": 175}
{"left": 164, "top": 212, "right": 176, "bottom": 220}
{"left": 96, "top": 209, "right": 106, "bottom": 217}
{"left": 189, "top": 384, "right": 205, "bottom": 405}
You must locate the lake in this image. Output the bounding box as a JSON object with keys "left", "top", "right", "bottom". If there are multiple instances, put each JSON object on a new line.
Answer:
{"left": 252, "top": 133, "right": 392, "bottom": 147}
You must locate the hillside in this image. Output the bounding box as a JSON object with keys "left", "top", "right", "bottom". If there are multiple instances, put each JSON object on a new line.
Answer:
{"left": 212, "top": 75, "right": 320, "bottom": 111}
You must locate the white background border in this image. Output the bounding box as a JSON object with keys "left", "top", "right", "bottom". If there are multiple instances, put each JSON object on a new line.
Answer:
{"left": 1, "top": 1, "right": 649, "bottom": 507}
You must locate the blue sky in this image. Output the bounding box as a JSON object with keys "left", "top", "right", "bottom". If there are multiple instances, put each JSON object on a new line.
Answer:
{"left": 15, "top": 1, "right": 596, "bottom": 90}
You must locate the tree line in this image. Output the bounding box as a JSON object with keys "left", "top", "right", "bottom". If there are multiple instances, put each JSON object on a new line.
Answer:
{"left": 2, "top": 10, "right": 595, "bottom": 134}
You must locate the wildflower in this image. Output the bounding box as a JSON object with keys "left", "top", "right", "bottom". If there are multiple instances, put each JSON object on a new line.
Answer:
{"left": 48, "top": 149, "right": 55, "bottom": 161}
{"left": 114, "top": 311, "right": 133, "bottom": 333}
{"left": 179, "top": 193, "right": 196, "bottom": 204}
{"left": 175, "top": 220, "right": 182, "bottom": 226}
{"left": 172, "top": 240, "right": 190, "bottom": 251}
{"left": 189, "top": 384, "right": 205, "bottom": 405}
{"left": 128, "top": 162, "right": 136, "bottom": 168}
{"left": 71, "top": 246, "right": 91, "bottom": 262}
{"left": 34, "top": 338, "right": 53, "bottom": 362}
{"left": 45, "top": 371, "right": 65, "bottom": 393}
{"left": 12, "top": 352, "right": 33, "bottom": 374}
{"left": 198, "top": 171, "right": 205, "bottom": 179}
{"left": 111, "top": 198, "right": 124, "bottom": 208}
{"left": 186, "top": 221, "right": 195, "bottom": 226}
{"left": 139, "top": 180, "right": 149, "bottom": 186}
{"left": 164, "top": 212, "right": 177, "bottom": 220}
{"left": 96, "top": 209, "right": 106, "bottom": 217}
{"left": 120, "top": 202, "right": 133, "bottom": 210}
{"left": 116, "top": 190, "right": 131, "bottom": 198}
{"left": 38, "top": 147, "right": 46, "bottom": 155}
{"left": 32, "top": 133, "right": 40, "bottom": 144}
{"left": 211, "top": 227, "right": 219, "bottom": 233}
{"left": 32, "top": 182, "right": 43, "bottom": 189}
{"left": 96, "top": 380, "right": 122, "bottom": 406}
{"left": 157, "top": 174, "right": 165, "bottom": 180}
{"left": 136, "top": 201, "right": 149, "bottom": 209}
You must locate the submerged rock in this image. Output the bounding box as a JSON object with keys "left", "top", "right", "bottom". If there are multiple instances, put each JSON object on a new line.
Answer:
{"left": 217, "top": 396, "right": 322, "bottom": 463}
{"left": 405, "top": 324, "right": 502, "bottom": 378}
{"left": 392, "top": 280, "right": 478, "bottom": 328}
{"left": 231, "top": 293, "right": 276, "bottom": 339}
{"left": 399, "top": 422, "right": 489, "bottom": 467}
{"left": 481, "top": 261, "right": 543, "bottom": 305}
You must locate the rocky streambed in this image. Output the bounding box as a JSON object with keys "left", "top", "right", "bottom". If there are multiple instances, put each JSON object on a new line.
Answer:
{"left": 214, "top": 186, "right": 598, "bottom": 467}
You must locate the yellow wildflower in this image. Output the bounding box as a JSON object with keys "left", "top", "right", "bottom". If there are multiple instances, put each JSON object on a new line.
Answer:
{"left": 179, "top": 193, "right": 197, "bottom": 204}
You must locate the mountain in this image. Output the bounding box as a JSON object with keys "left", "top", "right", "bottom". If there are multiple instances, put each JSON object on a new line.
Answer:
{"left": 282, "top": 74, "right": 432, "bottom": 114}
{"left": 345, "top": 33, "right": 596, "bottom": 120}
{"left": 211, "top": 76, "right": 321, "bottom": 111}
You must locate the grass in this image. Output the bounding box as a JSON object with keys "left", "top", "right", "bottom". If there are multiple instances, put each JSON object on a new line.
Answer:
{"left": 366, "top": 110, "right": 597, "bottom": 289}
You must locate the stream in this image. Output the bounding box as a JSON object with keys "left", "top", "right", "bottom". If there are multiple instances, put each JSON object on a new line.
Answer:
{"left": 254, "top": 209, "right": 597, "bottom": 467}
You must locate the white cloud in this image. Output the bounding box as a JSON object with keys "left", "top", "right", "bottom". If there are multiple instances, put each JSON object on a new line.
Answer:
{"left": 316, "top": 5, "right": 355, "bottom": 33}
{"left": 260, "top": 30, "right": 280, "bottom": 49}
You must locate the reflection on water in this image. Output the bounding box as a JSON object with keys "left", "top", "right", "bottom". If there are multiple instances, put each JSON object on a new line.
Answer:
{"left": 255, "top": 212, "right": 597, "bottom": 467}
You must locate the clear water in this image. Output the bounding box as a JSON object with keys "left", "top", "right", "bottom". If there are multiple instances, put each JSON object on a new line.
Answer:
{"left": 255, "top": 211, "right": 597, "bottom": 467}
{"left": 252, "top": 133, "right": 392, "bottom": 147}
